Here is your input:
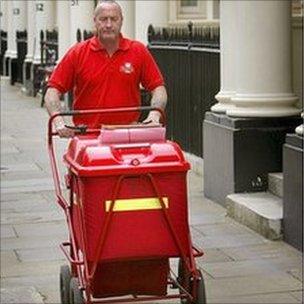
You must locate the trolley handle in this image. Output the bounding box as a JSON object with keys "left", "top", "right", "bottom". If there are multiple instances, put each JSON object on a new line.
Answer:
{"left": 47, "top": 106, "right": 165, "bottom": 210}
{"left": 65, "top": 124, "right": 88, "bottom": 135}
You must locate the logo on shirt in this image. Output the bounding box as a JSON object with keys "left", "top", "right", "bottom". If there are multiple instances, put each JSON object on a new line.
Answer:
{"left": 120, "top": 62, "right": 134, "bottom": 74}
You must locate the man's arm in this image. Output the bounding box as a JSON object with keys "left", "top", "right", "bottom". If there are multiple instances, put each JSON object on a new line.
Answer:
{"left": 143, "top": 85, "right": 167, "bottom": 124}
{"left": 45, "top": 88, "right": 75, "bottom": 138}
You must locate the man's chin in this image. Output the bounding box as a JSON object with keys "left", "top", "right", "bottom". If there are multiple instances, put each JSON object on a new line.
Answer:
{"left": 101, "top": 32, "right": 117, "bottom": 39}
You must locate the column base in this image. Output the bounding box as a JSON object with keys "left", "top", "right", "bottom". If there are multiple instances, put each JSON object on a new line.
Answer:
{"left": 203, "top": 112, "right": 302, "bottom": 206}
{"left": 229, "top": 93, "right": 300, "bottom": 117}
{"left": 22, "top": 61, "right": 34, "bottom": 96}
{"left": 9, "top": 58, "right": 18, "bottom": 85}
{"left": 212, "top": 91, "right": 235, "bottom": 113}
{"left": 283, "top": 134, "right": 303, "bottom": 251}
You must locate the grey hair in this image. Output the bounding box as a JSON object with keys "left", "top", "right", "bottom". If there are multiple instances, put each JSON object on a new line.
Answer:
{"left": 94, "top": 0, "right": 123, "bottom": 18}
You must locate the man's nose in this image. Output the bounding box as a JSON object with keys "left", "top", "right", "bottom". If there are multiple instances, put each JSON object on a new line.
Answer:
{"left": 105, "top": 19, "right": 112, "bottom": 27}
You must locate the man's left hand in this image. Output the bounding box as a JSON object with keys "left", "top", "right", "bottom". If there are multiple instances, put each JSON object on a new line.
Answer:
{"left": 142, "top": 110, "right": 161, "bottom": 125}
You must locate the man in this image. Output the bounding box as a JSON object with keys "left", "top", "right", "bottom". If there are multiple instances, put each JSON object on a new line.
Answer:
{"left": 45, "top": 0, "right": 167, "bottom": 138}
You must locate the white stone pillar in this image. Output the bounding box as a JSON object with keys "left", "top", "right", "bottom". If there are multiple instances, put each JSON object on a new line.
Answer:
{"left": 56, "top": 1, "right": 71, "bottom": 60}
{"left": 70, "top": 0, "right": 95, "bottom": 45}
{"left": 1, "top": 0, "right": 9, "bottom": 77}
{"left": 33, "top": 0, "right": 56, "bottom": 64}
{"left": 25, "top": 1, "right": 36, "bottom": 63}
{"left": 0, "top": 0, "right": 9, "bottom": 32}
{"left": 135, "top": 0, "right": 168, "bottom": 44}
{"left": 4, "top": 1, "right": 14, "bottom": 60}
{"left": 206, "top": 0, "right": 220, "bottom": 20}
{"left": 212, "top": 0, "right": 237, "bottom": 113}
{"left": 10, "top": 1, "right": 27, "bottom": 59}
{"left": 228, "top": 0, "right": 300, "bottom": 117}
{"left": 117, "top": 0, "right": 135, "bottom": 39}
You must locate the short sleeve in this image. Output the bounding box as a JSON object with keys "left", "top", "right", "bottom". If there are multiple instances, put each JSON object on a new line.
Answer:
{"left": 48, "top": 46, "right": 77, "bottom": 93}
{"left": 140, "top": 46, "right": 164, "bottom": 92}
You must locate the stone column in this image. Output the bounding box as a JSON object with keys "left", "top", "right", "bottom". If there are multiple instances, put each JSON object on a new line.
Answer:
{"left": 117, "top": 0, "right": 135, "bottom": 39}
{"left": 5, "top": 1, "right": 27, "bottom": 84}
{"left": 1, "top": 0, "right": 9, "bottom": 77}
{"left": 0, "top": 0, "right": 8, "bottom": 32}
{"left": 25, "top": 1, "right": 36, "bottom": 64}
{"left": 135, "top": 0, "right": 168, "bottom": 44}
{"left": 211, "top": 0, "right": 237, "bottom": 113}
{"left": 23, "top": 1, "right": 36, "bottom": 93}
{"left": 4, "top": 1, "right": 14, "bottom": 62}
{"left": 228, "top": 0, "right": 300, "bottom": 117}
{"left": 204, "top": 0, "right": 302, "bottom": 208}
{"left": 10, "top": 1, "right": 27, "bottom": 59}
{"left": 56, "top": 1, "right": 71, "bottom": 60}
{"left": 70, "top": 0, "right": 95, "bottom": 45}
{"left": 206, "top": 0, "right": 220, "bottom": 20}
{"left": 33, "top": 0, "right": 55, "bottom": 65}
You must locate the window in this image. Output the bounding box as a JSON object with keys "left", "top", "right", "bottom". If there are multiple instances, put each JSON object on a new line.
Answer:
{"left": 292, "top": 0, "right": 303, "bottom": 17}
{"left": 169, "top": 0, "right": 219, "bottom": 23}
{"left": 178, "top": 0, "right": 206, "bottom": 19}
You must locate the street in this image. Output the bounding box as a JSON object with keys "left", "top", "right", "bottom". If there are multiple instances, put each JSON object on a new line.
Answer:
{"left": 1, "top": 81, "right": 303, "bottom": 304}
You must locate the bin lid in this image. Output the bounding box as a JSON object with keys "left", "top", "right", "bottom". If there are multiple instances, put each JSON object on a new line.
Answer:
{"left": 64, "top": 127, "right": 190, "bottom": 177}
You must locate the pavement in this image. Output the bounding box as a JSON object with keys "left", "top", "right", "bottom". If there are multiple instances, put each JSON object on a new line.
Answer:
{"left": 1, "top": 80, "right": 303, "bottom": 304}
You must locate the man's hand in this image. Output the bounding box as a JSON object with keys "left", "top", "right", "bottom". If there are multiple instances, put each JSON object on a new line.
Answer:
{"left": 142, "top": 110, "right": 161, "bottom": 125}
{"left": 54, "top": 119, "right": 75, "bottom": 138}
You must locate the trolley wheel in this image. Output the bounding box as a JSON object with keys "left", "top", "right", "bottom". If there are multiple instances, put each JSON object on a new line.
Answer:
{"left": 69, "top": 277, "right": 84, "bottom": 304}
{"left": 60, "top": 265, "right": 71, "bottom": 304}
{"left": 178, "top": 259, "right": 207, "bottom": 304}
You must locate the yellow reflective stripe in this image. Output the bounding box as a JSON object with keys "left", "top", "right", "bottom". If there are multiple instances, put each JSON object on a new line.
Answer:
{"left": 105, "top": 197, "right": 169, "bottom": 212}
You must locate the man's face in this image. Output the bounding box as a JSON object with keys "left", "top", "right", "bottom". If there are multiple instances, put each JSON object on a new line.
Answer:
{"left": 94, "top": 3, "right": 123, "bottom": 42}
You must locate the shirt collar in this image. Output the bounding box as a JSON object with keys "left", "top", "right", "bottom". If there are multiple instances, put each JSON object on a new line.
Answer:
{"left": 90, "top": 34, "right": 131, "bottom": 52}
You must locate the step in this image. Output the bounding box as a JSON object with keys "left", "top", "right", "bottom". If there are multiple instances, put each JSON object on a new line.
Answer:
{"left": 268, "top": 172, "right": 283, "bottom": 198}
{"left": 226, "top": 192, "right": 283, "bottom": 240}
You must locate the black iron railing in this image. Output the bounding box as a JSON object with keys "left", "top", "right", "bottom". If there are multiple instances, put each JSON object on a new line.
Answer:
{"left": 148, "top": 22, "right": 220, "bottom": 48}
{"left": 147, "top": 24, "right": 220, "bottom": 157}
{"left": 40, "top": 29, "right": 58, "bottom": 65}
{"left": 76, "top": 29, "right": 94, "bottom": 42}
{"left": 15, "top": 30, "right": 27, "bottom": 83}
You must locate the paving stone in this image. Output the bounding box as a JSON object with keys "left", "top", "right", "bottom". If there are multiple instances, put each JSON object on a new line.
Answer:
{"left": 205, "top": 273, "right": 302, "bottom": 298}
{"left": 0, "top": 192, "right": 47, "bottom": 203}
{"left": 1, "top": 209, "right": 64, "bottom": 225}
{"left": 1, "top": 170, "right": 50, "bottom": 181}
{"left": 208, "top": 292, "right": 300, "bottom": 303}
{"left": 13, "top": 221, "right": 67, "bottom": 237}
{"left": 0, "top": 286, "right": 44, "bottom": 304}
{"left": 1, "top": 235, "right": 66, "bottom": 251}
{"left": 16, "top": 247, "right": 65, "bottom": 262}
{"left": 193, "top": 221, "right": 259, "bottom": 237}
{"left": 1, "top": 259, "right": 64, "bottom": 278}
{"left": 190, "top": 231, "right": 267, "bottom": 250}
{"left": 195, "top": 248, "right": 234, "bottom": 264}
{"left": 201, "top": 257, "right": 302, "bottom": 279}
{"left": 221, "top": 242, "right": 302, "bottom": 261}
{"left": 1, "top": 274, "right": 58, "bottom": 290}
{"left": 1, "top": 144, "right": 20, "bottom": 154}
{"left": 1, "top": 184, "right": 56, "bottom": 194}
{"left": 1, "top": 225, "right": 17, "bottom": 238}
{"left": 1, "top": 199, "right": 59, "bottom": 214}
{"left": 2, "top": 178, "right": 54, "bottom": 189}
{"left": 1, "top": 251, "right": 19, "bottom": 266}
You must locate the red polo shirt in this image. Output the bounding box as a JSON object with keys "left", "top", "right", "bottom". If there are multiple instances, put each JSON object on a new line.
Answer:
{"left": 48, "top": 35, "right": 164, "bottom": 127}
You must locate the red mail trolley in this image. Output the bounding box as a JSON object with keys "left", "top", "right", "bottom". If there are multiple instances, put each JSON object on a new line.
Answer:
{"left": 48, "top": 107, "right": 206, "bottom": 304}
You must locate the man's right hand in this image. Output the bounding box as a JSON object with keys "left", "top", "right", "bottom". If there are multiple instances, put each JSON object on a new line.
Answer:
{"left": 54, "top": 120, "right": 75, "bottom": 138}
